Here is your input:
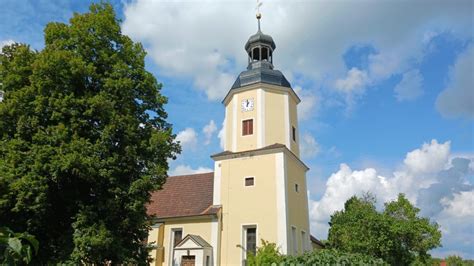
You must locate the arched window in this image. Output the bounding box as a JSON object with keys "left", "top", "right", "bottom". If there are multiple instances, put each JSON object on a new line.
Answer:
{"left": 261, "top": 47, "right": 268, "bottom": 61}
{"left": 252, "top": 47, "right": 260, "bottom": 61}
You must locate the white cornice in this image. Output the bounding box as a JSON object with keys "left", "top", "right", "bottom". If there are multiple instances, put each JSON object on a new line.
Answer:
{"left": 222, "top": 83, "right": 301, "bottom": 106}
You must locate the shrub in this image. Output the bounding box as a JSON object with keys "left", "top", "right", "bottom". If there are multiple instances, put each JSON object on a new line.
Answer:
{"left": 245, "top": 240, "right": 387, "bottom": 266}
{"left": 247, "top": 240, "right": 283, "bottom": 266}
{"left": 283, "top": 249, "right": 388, "bottom": 265}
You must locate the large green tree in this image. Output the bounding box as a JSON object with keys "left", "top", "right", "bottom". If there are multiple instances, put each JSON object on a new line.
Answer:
{"left": 327, "top": 193, "right": 441, "bottom": 265}
{"left": 0, "top": 3, "right": 179, "bottom": 264}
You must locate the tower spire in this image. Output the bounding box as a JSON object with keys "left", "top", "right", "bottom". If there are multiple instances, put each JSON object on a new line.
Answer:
{"left": 256, "top": 0, "right": 262, "bottom": 31}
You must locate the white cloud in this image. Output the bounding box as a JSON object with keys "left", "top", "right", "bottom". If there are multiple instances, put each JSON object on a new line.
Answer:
{"left": 436, "top": 45, "right": 474, "bottom": 119}
{"left": 294, "top": 86, "right": 319, "bottom": 120}
{"left": 202, "top": 119, "right": 217, "bottom": 145}
{"left": 169, "top": 164, "right": 213, "bottom": 176}
{"left": 403, "top": 139, "right": 450, "bottom": 174}
{"left": 334, "top": 68, "right": 370, "bottom": 109}
{"left": 394, "top": 69, "right": 424, "bottom": 101}
{"left": 440, "top": 190, "right": 474, "bottom": 218}
{"left": 310, "top": 164, "right": 395, "bottom": 236}
{"left": 334, "top": 67, "right": 370, "bottom": 94}
{"left": 0, "top": 39, "right": 15, "bottom": 53}
{"left": 122, "top": 0, "right": 472, "bottom": 104}
{"left": 309, "top": 139, "right": 473, "bottom": 257}
{"left": 217, "top": 119, "right": 226, "bottom": 150}
{"left": 0, "top": 39, "right": 14, "bottom": 48}
{"left": 300, "top": 133, "right": 320, "bottom": 159}
{"left": 435, "top": 189, "right": 474, "bottom": 254}
{"left": 176, "top": 128, "right": 198, "bottom": 151}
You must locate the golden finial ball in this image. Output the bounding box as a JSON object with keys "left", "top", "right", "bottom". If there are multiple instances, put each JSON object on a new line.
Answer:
{"left": 256, "top": 13, "right": 262, "bottom": 19}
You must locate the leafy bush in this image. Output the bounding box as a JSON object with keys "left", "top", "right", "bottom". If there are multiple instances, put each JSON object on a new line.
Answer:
{"left": 247, "top": 240, "right": 283, "bottom": 266}
{"left": 246, "top": 240, "right": 387, "bottom": 266}
{"left": 0, "top": 227, "right": 38, "bottom": 265}
{"left": 283, "top": 249, "right": 388, "bottom": 265}
{"left": 445, "top": 255, "right": 474, "bottom": 266}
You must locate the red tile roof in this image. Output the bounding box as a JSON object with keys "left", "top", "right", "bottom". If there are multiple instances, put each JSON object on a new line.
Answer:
{"left": 147, "top": 172, "right": 217, "bottom": 219}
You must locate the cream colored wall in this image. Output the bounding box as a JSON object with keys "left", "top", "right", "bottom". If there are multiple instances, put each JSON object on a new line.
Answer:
{"left": 224, "top": 84, "right": 301, "bottom": 156}
{"left": 148, "top": 224, "right": 165, "bottom": 266}
{"left": 225, "top": 101, "right": 232, "bottom": 151}
{"left": 218, "top": 153, "right": 280, "bottom": 265}
{"left": 224, "top": 90, "right": 259, "bottom": 152}
{"left": 148, "top": 227, "right": 160, "bottom": 265}
{"left": 235, "top": 90, "right": 258, "bottom": 151}
{"left": 264, "top": 90, "right": 286, "bottom": 148}
{"left": 160, "top": 218, "right": 213, "bottom": 266}
{"left": 288, "top": 96, "right": 300, "bottom": 157}
{"left": 285, "top": 154, "right": 310, "bottom": 255}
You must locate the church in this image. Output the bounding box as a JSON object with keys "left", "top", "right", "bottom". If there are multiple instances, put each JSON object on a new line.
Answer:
{"left": 146, "top": 14, "right": 322, "bottom": 266}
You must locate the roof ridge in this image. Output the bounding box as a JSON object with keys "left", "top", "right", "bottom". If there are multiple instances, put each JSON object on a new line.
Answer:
{"left": 167, "top": 171, "right": 214, "bottom": 178}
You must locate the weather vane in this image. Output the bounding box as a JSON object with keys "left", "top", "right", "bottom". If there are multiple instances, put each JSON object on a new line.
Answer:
{"left": 256, "top": 0, "right": 262, "bottom": 30}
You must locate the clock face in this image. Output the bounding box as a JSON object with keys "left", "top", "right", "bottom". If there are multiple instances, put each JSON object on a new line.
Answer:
{"left": 241, "top": 98, "right": 254, "bottom": 112}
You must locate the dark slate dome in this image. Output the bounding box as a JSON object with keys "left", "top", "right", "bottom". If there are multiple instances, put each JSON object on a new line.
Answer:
{"left": 245, "top": 30, "right": 276, "bottom": 51}
{"left": 231, "top": 66, "right": 291, "bottom": 89}
{"left": 231, "top": 18, "right": 291, "bottom": 90}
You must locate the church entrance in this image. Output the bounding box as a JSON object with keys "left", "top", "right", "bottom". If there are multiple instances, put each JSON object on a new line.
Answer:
{"left": 181, "top": 255, "right": 196, "bottom": 266}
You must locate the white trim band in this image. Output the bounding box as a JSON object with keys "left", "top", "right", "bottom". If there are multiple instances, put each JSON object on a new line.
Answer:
{"left": 232, "top": 95, "right": 237, "bottom": 152}
{"left": 276, "top": 152, "right": 288, "bottom": 254}
{"left": 284, "top": 93, "right": 290, "bottom": 149}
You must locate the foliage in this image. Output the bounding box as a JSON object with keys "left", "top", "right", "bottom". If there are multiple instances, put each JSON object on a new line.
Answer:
{"left": 445, "top": 255, "right": 474, "bottom": 266}
{"left": 411, "top": 256, "right": 443, "bottom": 266}
{"left": 283, "top": 249, "right": 388, "bottom": 265}
{"left": 327, "top": 193, "right": 441, "bottom": 265}
{"left": 247, "top": 240, "right": 283, "bottom": 266}
{"left": 0, "top": 227, "right": 39, "bottom": 265}
{"left": 447, "top": 256, "right": 464, "bottom": 266}
{"left": 244, "top": 240, "right": 386, "bottom": 265}
{"left": 0, "top": 3, "right": 179, "bottom": 264}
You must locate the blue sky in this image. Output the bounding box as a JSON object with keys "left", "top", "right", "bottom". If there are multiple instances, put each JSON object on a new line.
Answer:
{"left": 1, "top": 0, "right": 472, "bottom": 259}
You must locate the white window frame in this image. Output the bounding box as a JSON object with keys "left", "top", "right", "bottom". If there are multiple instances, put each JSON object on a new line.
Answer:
{"left": 301, "top": 230, "right": 307, "bottom": 251}
{"left": 291, "top": 226, "right": 297, "bottom": 255}
{"left": 169, "top": 227, "right": 183, "bottom": 265}
{"left": 241, "top": 224, "right": 258, "bottom": 265}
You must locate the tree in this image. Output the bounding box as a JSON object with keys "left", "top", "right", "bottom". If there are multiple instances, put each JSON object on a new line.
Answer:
{"left": 0, "top": 227, "right": 39, "bottom": 265}
{"left": 0, "top": 3, "right": 179, "bottom": 264}
{"left": 384, "top": 194, "right": 442, "bottom": 264}
{"left": 327, "top": 193, "right": 441, "bottom": 265}
{"left": 445, "top": 255, "right": 473, "bottom": 266}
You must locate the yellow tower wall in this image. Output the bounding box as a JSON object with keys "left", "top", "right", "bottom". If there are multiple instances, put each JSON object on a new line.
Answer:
{"left": 217, "top": 152, "right": 280, "bottom": 265}
{"left": 285, "top": 153, "right": 310, "bottom": 254}
{"left": 264, "top": 90, "right": 286, "bottom": 147}
{"left": 148, "top": 225, "right": 164, "bottom": 266}
{"left": 223, "top": 84, "right": 301, "bottom": 156}
{"left": 288, "top": 95, "right": 300, "bottom": 157}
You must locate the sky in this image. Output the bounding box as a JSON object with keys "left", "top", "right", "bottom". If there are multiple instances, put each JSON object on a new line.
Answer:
{"left": 1, "top": 0, "right": 473, "bottom": 259}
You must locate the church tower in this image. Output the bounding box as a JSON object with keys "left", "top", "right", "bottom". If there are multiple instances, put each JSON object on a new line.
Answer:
{"left": 211, "top": 13, "right": 311, "bottom": 265}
